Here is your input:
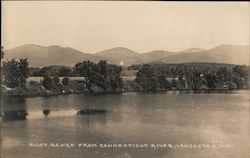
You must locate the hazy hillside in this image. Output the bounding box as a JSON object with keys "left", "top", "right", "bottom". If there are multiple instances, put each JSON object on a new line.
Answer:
{"left": 4, "top": 44, "right": 249, "bottom": 67}
{"left": 96, "top": 49, "right": 173, "bottom": 65}
{"left": 115, "top": 45, "right": 248, "bottom": 65}
{"left": 137, "top": 50, "right": 172, "bottom": 64}
{"left": 4, "top": 44, "right": 102, "bottom": 67}
{"left": 155, "top": 44, "right": 249, "bottom": 65}
{"left": 180, "top": 48, "right": 206, "bottom": 53}
{"left": 96, "top": 47, "right": 139, "bottom": 65}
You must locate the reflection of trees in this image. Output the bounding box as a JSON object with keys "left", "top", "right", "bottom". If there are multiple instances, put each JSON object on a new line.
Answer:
{"left": 2, "top": 96, "right": 26, "bottom": 104}
{"left": 77, "top": 108, "right": 106, "bottom": 115}
{"left": 76, "top": 111, "right": 107, "bottom": 129}
{"left": 2, "top": 96, "right": 27, "bottom": 112}
{"left": 43, "top": 109, "right": 50, "bottom": 116}
{"left": 2, "top": 110, "right": 28, "bottom": 121}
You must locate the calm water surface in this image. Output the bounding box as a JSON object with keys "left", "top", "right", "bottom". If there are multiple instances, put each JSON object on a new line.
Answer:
{"left": 1, "top": 90, "right": 249, "bottom": 158}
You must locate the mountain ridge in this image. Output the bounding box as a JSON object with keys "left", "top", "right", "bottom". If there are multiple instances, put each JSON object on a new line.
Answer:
{"left": 4, "top": 44, "right": 249, "bottom": 67}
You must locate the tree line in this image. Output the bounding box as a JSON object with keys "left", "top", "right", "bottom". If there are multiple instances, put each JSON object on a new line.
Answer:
{"left": 2, "top": 58, "right": 249, "bottom": 94}
{"left": 134, "top": 63, "right": 249, "bottom": 91}
{"left": 29, "top": 66, "right": 74, "bottom": 77}
{"left": 2, "top": 58, "right": 123, "bottom": 93}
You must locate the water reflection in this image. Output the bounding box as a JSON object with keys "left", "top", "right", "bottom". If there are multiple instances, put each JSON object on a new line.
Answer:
{"left": 2, "top": 110, "right": 28, "bottom": 121}
{"left": 43, "top": 109, "right": 50, "bottom": 116}
{"left": 192, "top": 90, "right": 234, "bottom": 94}
{"left": 1, "top": 91, "right": 249, "bottom": 158}
{"left": 1, "top": 97, "right": 27, "bottom": 111}
{"left": 2, "top": 108, "right": 109, "bottom": 121}
{"left": 77, "top": 108, "right": 107, "bottom": 115}
{"left": 76, "top": 113, "right": 108, "bottom": 129}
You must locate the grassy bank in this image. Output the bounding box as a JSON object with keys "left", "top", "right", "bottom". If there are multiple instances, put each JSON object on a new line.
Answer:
{"left": 2, "top": 79, "right": 246, "bottom": 98}
{"left": 2, "top": 80, "right": 84, "bottom": 97}
{"left": 2, "top": 79, "right": 123, "bottom": 97}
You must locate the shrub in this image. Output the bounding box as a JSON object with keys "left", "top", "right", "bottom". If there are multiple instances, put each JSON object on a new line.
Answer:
{"left": 53, "top": 76, "right": 60, "bottom": 84}
{"left": 42, "top": 74, "right": 54, "bottom": 90}
{"left": 62, "top": 77, "right": 70, "bottom": 86}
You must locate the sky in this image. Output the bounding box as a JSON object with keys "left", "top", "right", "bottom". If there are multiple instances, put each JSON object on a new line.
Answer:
{"left": 2, "top": 1, "right": 250, "bottom": 54}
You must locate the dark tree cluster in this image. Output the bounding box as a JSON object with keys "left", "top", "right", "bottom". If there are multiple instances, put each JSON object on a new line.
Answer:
{"left": 2, "top": 58, "right": 29, "bottom": 88}
{"left": 73, "top": 60, "right": 123, "bottom": 92}
{"left": 135, "top": 64, "right": 249, "bottom": 91}
{"left": 42, "top": 73, "right": 60, "bottom": 91}
{"left": 29, "top": 66, "right": 74, "bottom": 77}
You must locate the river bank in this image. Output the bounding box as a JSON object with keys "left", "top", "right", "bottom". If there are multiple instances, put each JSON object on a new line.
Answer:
{"left": 1, "top": 84, "right": 123, "bottom": 98}
{"left": 1, "top": 80, "right": 246, "bottom": 98}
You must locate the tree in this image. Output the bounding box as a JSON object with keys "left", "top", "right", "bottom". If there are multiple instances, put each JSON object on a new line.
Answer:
{"left": 18, "top": 58, "right": 29, "bottom": 88}
{"left": 233, "top": 65, "right": 248, "bottom": 78}
{"left": 158, "top": 74, "right": 171, "bottom": 89}
{"left": 135, "top": 64, "right": 159, "bottom": 91}
{"left": 233, "top": 65, "right": 249, "bottom": 88}
{"left": 59, "top": 66, "right": 73, "bottom": 76}
{"left": 62, "top": 77, "right": 70, "bottom": 86}
{"left": 53, "top": 76, "right": 60, "bottom": 84}
{"left": 73, "top": 60, "right": 123, "bottom": 92}
{"left": 42, "top": 73, "right": 54, "bottom": 90}
{"left": 73, "top": 60, "right": 95, "bottom": 91}
{"left": 29, "top": 68, "right": 42, "bottom": 76}
{"left": 2, "top": 58, "right": 29, "bottom": 88}
{"left": 3, "top": 59, "right": 19, "bottom": 88}
{"left": 108, "top": 63, "right": 123, "bottom": 91}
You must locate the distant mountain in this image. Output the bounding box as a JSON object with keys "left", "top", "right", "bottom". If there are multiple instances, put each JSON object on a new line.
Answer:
{"left": 95, "top": 47, "right": 139, "bottom": 65}
{"left": 95, "top": 49, "right": 174, "bottom": 65}
{"left": 4, "top": 44, "right": 249, "bottom": 67}
{"left": 180, "top": 48, "right": 206, "bottom": 53}
{"left": 155, "top": 44, "right": 249, "bottom": 65}
{"left": 4, "top": 44, "right": 102, "bottom": 67}
{"left": 137, "top": 50, "right": 172, "bottom": 64}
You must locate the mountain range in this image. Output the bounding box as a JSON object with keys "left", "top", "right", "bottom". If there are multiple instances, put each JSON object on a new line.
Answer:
{"left": 4, "top": 44, "right": 249, "bottom": 67}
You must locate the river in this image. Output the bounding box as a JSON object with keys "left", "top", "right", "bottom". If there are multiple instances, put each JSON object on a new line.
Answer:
{"left": 1, "top": 90, "right": 249, "bottom": 158}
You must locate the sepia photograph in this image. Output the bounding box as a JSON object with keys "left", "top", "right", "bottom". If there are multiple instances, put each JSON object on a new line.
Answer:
{"left": 1, "top": 1, "right": 249, "bottom": 158}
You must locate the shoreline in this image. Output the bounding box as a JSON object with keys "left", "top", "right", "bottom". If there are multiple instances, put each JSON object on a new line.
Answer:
{"left": 2, "top": 88, "right": 249, "bottom": 98}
